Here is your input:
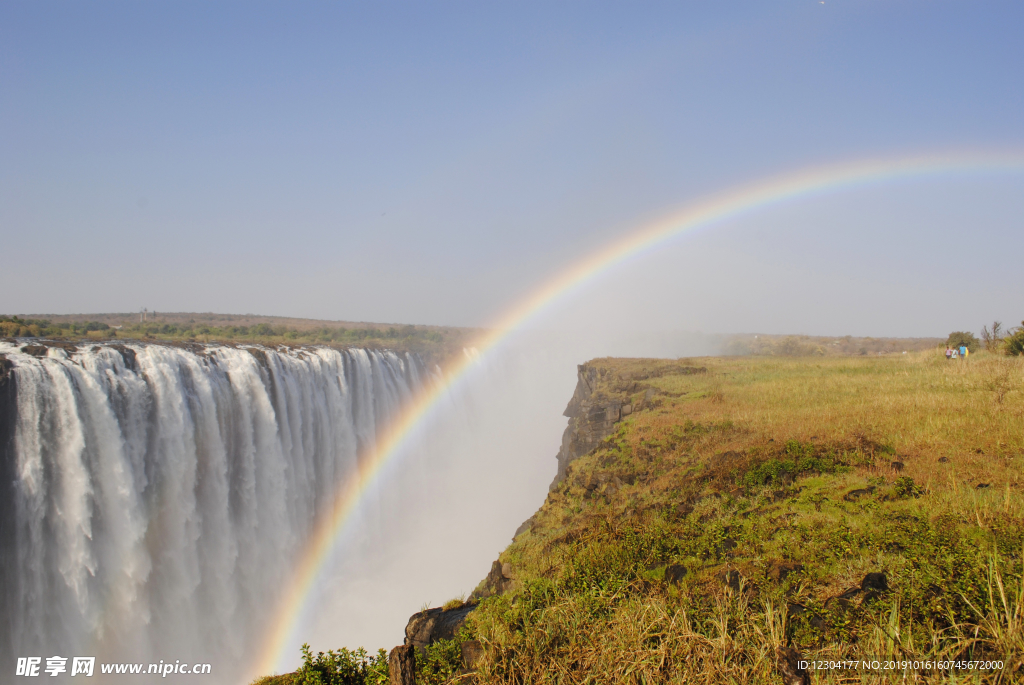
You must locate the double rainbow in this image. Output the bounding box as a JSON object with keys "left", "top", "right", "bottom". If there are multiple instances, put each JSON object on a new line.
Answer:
{"left": 251, "top": 149, "right": 1024, "bottom": 680}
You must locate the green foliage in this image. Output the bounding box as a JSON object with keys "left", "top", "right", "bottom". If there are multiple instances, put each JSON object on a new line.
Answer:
{"left": 892, "top": 475, "right": 921, "bottom": 498}
{"left": 742, "top": 440, "right": 844, "bottom": 487}
{"left": 296, "top": 643, "right": 388, "bottom": 685}
{"left": 1005, "top": 321, "right": 1024, "bottom": 356}
{"left": 946, "top": 330, "right": 980, "bottom": 352}
{"left": 415, "top": 639, "right": 462, "bottom": 685}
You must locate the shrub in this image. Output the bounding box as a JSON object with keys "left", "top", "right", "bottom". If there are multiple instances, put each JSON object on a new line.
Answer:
{"left": 295, "top": 643, "right": 388, "bottom": 685}
{"left": 416, "top": 639, "right": 463, "bottom": 685}
{"left": 1005, "top": 321, "right": 1024, "bottom": 356}
{"left": 946, "top": 331, "right": 980, "bottom": 352}
{"left": 893, "top": 476, "right": 922, "bottom": 498}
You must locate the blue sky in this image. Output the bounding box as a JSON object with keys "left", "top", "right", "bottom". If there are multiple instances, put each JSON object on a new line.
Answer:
{"left": 2, "top": 1, "right": 1022, "bottom": 336}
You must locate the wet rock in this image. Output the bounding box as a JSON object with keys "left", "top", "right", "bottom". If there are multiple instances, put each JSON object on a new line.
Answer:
{"left": 388, "top": 644, "right": 415, "bottom": 685}
{"left": 776, "top": 646, "right": 811, "bottom": 685}
{"left": 664, "top": 564, "right": 688, "bottom": 584}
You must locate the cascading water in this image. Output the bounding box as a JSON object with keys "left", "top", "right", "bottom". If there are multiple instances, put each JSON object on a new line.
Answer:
{"left": 0, "top": 341, "right": 425, "bottom": 679}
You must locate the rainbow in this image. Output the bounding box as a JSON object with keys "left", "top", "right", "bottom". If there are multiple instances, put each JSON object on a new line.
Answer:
{"left": 249, "top": 149, "right": 1024, "bottom": 680}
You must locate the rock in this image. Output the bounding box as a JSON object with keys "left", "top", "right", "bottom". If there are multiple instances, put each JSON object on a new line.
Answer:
{"left": 776, "top": 646, "right": 811, "bottom": 685}
{"left": 717, "top": 568, "right": 742, "bottom": 592}
{"left": 461, "top": 640, "right": 484, "bottom": 672}
{"left": 471, "top": 560, "right": 511, "bottom": 600}
{"left": 513, "top": 517, "right": 534, "bottom": 539}
{"left": 620, "top": 404, "right": 632, "bottom": 416}
{"left": 549, "top": 365, "right": 628, "bottom": 489}
{"left": 890, "top": 461, "right": 905, "bottom": 472}
{"left": 861, "top": 572, "right": 888, "bottom": 593}
{"left": 767, "top": 560, "right": 804, "bottom": 583}
{"left": 501, "top": 563, "right": 513, "bottom": 579}
{"left": 405, "top": 603, "right": 478, "bottom": 651}
{"left": 976, "top": 483, "right": 990, "bottom": 489}
{"left": 938, "top": 456, "right": 949, "bottom": 463}
{"left": 842, "top": 486, "right": 875, "bottom": 502}
{"left": 388, "top": 644, "right": 415, "bottom": 685}
{"left": 664, "top": 564, "right": 688, "bottom": 584}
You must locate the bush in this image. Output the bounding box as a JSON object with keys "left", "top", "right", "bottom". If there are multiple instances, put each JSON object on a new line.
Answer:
{"left": 295, "top": 643, "right": 388, "bottom": 685}
{"left": 1004, "top": 321, "right": 1024, "bottom": 356}
{"left": 893, "top": 476, "right": 922, "bottom": 498}
{"left": 946, "top": 331, "right": 980, "bottom": 353}
{"left": 416, "top": 639, "right": 463, "bottom": 685}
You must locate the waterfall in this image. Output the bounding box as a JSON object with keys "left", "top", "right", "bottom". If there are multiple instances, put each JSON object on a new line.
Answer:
{"left": 0, "top": 341, "right": 424, "bottom": 676}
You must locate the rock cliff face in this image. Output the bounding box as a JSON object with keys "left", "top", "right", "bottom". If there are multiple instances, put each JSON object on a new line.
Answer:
{"left": 551, "top": 364, "right": 627, "bottom": 490}
{"left": 394, "top": 359, "right": 708, "bottom": 680}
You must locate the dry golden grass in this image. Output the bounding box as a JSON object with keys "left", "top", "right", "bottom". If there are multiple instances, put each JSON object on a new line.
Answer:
{"left": 463, "top": 350, "right": 1024, "bottom": 685}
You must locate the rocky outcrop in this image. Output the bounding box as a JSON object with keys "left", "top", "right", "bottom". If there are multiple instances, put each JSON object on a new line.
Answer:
{"left": 550, "top": 364, "right": 625, "bottom": 489}
{"left": 388, "top": 644, "right": 416, "bottom": 685}
{"left": 404, "top": 603, "right": 477, "bottom": 651}
{"left": 471, "top": 560, "right": 514, "bottom": 600}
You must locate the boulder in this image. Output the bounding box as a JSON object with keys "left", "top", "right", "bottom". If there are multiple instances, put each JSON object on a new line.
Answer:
{"left": 405, "top": 603, "right": 478, "bottom": 651}
{"left": 388, "top": 644, "right": 415, "bottom": 685}
{"left": 776, "top": 646, "right": 811, "bottom": 685}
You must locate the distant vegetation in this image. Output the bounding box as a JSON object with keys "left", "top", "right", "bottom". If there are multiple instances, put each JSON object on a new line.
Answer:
{"left": 0, "top": 315, "right": 473, "bottom": 362}
{"left": 723, "top": 333, "right": 940, "bottom": 357}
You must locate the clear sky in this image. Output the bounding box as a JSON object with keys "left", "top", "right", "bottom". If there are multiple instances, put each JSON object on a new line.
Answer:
{"left": 2, "top": 1, "right": 1022, "bottom": 337}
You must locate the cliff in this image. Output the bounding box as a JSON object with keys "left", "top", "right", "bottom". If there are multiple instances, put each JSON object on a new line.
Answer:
{"left": 388, "top": 351, "right": 1024, "bottom": 684}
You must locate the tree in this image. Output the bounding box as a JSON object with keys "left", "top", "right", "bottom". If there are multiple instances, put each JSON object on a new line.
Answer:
{"left": 1004, "top": 322, "right": 1024, "bottom": 356}
{"left": 981, "top": 321, "right": 1004, "bottom": 351}
{"left": 946, "top": 331, "right": 980, "bottom": 353}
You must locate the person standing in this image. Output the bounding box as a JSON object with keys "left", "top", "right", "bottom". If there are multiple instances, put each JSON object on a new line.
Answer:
{"left": 946, "top": 346, "right": 953, "bottom": 361}
{"left": 959, "top": 343, "right": 968, "bottom": 359}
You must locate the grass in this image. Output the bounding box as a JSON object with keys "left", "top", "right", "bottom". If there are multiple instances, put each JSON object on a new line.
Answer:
{"left": 461, "top": 350, "right": 1024, "bottom": 684}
